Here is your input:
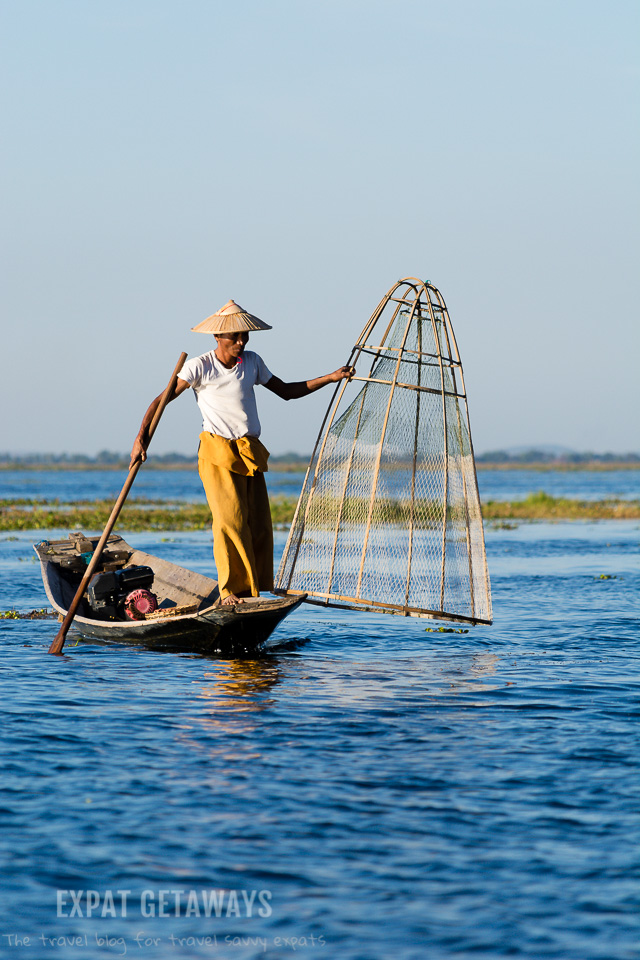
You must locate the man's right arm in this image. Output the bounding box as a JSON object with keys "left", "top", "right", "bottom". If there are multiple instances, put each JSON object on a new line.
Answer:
{"left": 129, "top": 377, "right": 191, "bottom": 469}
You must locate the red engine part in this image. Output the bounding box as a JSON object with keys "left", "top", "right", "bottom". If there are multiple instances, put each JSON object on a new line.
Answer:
{"left": 123, "top": 588, "right": 158, "bottom": 620}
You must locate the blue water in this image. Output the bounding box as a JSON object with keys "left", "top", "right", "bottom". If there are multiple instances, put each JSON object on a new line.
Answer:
{"left": 1, "top": 467, "right": 638, "bottom": 504}
{"left": 477, "top": 468, "right": 639, "bottom": 502}
{"left": 0, "top": 471, "right": 638, "bottom": 959}
{"left": 0, "top": 469, "right": 307, "bottom": 503}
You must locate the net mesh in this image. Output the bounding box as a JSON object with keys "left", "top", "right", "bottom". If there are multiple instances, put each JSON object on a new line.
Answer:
{"left": 276, "top": 278, "right": 492, "bottom": 624}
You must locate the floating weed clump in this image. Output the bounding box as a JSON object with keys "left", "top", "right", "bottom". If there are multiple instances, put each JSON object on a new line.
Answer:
{"left": 0, "top": 609, "right": 56, "bottom": 620}
{"left": 0, "top": 496, "right": 299, "bottom": 532}
{"left": 483, "top": 492, "right": 640, "bottom": 521}
{"left": 1, "top": 493, "right": 638, "bottom": 533}
{"left": 425, "top": 627, "right": 469, "bottom": 634}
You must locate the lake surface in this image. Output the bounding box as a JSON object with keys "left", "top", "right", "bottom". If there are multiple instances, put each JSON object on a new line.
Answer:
{"left": 0, "top": 470, "right": 638, "bottom": 959}
{"left": 1, "top": 466, "right": 638, "bottom": 503}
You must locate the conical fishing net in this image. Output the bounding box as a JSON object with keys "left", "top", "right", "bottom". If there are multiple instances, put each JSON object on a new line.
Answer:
{"left": 275, "top": 278, "right": 492, "bottom": 624}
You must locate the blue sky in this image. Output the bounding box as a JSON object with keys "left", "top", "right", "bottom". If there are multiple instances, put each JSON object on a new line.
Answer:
{"left": 2, "top": 0, "right": 638, "bottom": 455}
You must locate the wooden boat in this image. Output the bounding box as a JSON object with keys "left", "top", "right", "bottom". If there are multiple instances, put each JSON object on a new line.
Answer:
{"left": 34, "top": 533, "right": 306, "bottom": 654}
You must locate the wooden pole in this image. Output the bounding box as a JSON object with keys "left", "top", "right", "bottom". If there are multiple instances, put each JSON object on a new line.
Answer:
{"left": 435, "top": 291, "right": 476, "bottom": 619}
{"left": 326, "top": 377, "right": 369, "bottom": 597}
{"left": 404, "top": 307, "right": 423, "bottom": 607}
{"left": 422, "top": 287, "right": 449, "bottom": 611}
{"left": 278, "top": 280, "right": 410, "bottom": 591}
{"left": 355, "top": 301, "right": 416, "bottom": 598}
{"left": 441, "top": 295, "right": 491, "bottom": 616}
{"left": 277, "top": 362, "right": 353, "bottom": 590}
{"left": 48, "top": 351, "right": 187, "bottom": 655}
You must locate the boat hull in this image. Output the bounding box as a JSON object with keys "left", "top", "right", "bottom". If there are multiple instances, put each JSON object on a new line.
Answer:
{"left": 34, "top": 535, "right": 306, "bottom": 654}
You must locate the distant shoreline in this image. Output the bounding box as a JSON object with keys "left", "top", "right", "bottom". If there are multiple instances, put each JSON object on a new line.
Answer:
{"left": 1, "top": 460, "right": 639, "bottom": 473}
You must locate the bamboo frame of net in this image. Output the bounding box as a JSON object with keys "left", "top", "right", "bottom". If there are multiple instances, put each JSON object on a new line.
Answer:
{"left": 275, "top": 277, "right": 492, "bottom": 624}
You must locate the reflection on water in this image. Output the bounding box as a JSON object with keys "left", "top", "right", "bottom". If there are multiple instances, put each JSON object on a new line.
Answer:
{"left": 198, "top": 659, "right": 283, "bottom": 713}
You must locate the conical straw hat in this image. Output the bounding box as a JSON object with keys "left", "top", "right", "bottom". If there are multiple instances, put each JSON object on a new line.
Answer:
{"left": 191, "top": 299, "right": 272, "bottom": 334}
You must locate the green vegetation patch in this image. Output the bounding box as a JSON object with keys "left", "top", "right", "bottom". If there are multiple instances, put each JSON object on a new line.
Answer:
{"left": 482, "top": 490, "right": 640, "bottom": 521}
{"left": 0, "top": 608, "right": 56, "bottom": 619}
{"left": 1, "top": 491, "right": 638, "bottom": 532}
{"left": 0, "top": 496, "right": 299, "bottom": 532}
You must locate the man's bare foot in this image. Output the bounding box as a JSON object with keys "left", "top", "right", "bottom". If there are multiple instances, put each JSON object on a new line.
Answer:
{"left": 221, "top": 594, "right": 244, "bottom": 606}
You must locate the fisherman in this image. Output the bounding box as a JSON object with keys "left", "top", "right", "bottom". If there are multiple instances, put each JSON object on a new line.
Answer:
{"left": 130, "top": 299, "right": 352, "bottom": 606}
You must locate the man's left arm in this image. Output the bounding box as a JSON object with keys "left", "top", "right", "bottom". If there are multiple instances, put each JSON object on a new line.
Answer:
{"left": 264, "top": 366, "right": 353, "bottom": 401}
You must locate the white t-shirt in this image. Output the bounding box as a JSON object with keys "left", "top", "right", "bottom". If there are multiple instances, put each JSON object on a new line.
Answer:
{"left": 178, "top": 350, "right": 273, "bottom": 439}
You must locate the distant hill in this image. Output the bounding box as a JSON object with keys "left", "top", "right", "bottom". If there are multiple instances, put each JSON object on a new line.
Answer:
{"left": 475, "top": 449, "right": 640, "bottom": 465}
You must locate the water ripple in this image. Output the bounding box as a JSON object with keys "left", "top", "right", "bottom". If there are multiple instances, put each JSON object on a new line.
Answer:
{"left": 0, "top": 508, "right": 638, "bottom": 959}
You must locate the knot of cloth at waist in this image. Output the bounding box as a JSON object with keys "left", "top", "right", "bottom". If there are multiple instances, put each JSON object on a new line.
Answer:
{"left": 198, "top": 432, "right": 270, "bottom": 476}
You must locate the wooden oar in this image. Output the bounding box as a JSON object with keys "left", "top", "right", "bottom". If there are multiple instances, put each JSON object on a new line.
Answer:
{"left": 48, "top": 351, "right": 188, "bottom": 655}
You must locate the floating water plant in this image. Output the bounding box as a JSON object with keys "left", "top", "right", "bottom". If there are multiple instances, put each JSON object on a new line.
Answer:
{"left": 0, "top": 608, "right": 56, "bottom": 619}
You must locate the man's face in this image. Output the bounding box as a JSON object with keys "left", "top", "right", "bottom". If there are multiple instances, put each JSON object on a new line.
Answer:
{"left": 215, "top": 331, "right": 249, "bottom": 361}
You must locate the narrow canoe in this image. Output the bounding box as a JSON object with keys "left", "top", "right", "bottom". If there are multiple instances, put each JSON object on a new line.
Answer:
{"left": 34, "top": 534, "right": 306, "bottom": 654}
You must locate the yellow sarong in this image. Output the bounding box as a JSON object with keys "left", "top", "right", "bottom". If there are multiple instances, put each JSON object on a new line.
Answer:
{"left": 198, "top": 433, "right": 273, "bottom": 600}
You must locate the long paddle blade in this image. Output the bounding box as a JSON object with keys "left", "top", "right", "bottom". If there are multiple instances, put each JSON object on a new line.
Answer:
{"left": 48, "top": 351, "right": 188, "bottom": 655}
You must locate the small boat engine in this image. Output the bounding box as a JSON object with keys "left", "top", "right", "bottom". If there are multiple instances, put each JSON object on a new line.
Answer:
{"left": 87, "top": 566, "right": 158, "bottom": 621}
{"left": 123, "top": 588, "right": 158, "bottom": 620}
